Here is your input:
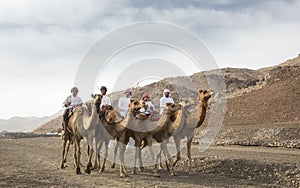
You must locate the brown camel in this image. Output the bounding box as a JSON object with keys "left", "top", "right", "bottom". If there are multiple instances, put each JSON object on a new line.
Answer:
{"left": 66, "top": 94, "right": 100, "bottom": 174}
{"left": 93, "top": 95, "right": 142, "bottom": 177}
{"left": 171, "top": 89, "right": 213, "bottom": 174}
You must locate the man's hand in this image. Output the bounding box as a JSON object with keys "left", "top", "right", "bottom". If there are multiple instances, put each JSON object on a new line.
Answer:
{"left": 65, "top": 102, "right": 71, "bottom": 106}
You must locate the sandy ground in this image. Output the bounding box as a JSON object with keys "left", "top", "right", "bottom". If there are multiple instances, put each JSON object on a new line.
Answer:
{"left": 0, "top": 137, "right": 299, "bottom": 188}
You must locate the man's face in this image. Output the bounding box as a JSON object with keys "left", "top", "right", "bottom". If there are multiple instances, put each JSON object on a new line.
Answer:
{"left": 101, "top": 89, "right": 107, "bottom": 95}
{"left": 72, "top": 91, "right": 78, "bottom": 97}
{"left": 125, "top": 92, "right": 131, "bottom": 98}
{"left": 164, "top": 92, "right": 170, "bottom": 97}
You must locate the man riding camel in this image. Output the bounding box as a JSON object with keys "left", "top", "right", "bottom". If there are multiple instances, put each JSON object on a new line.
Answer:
{"left": 99, "top": 86, "right": 111, "bottom": 108}
{"left": 159, "top": 89, "right": 174, "bottom": 114}
{"left": 118, "top": 89, "right": 132, "bottom": 118}
{"left": 140, "top": 93, "right": 155, "bottom": 116}
{"left": 62, "top": 87, "right": 83, "bottom": 132}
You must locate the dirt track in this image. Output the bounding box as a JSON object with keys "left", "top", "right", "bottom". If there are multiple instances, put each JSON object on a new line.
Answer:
{"left": 0, "top": 137, "right": 299, "bottom": 188}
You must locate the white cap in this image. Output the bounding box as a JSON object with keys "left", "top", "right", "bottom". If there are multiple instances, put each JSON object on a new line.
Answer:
{"left": 163, "top": 89, "right": 171, "bottom": 94}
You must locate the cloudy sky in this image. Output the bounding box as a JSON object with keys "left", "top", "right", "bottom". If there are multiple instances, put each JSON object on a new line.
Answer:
{"left": 1, "top": 0, "right": 300, "bottom": 119}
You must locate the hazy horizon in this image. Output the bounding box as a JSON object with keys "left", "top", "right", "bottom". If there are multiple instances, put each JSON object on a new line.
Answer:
{"left": 1, "top": 0, "right": 300, "bottom": 119}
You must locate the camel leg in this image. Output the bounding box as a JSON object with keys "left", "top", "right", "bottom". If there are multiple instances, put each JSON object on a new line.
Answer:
{"left": 64, "top": 139, "right": 71, "bottom": 164}
{"left": 73, "top": 136, "right": 77, "bottom": 168}
{"left": 100, "top": 140, "right": 109, "bottom": 173}
{"left": 111, "top": 139, "right": 119, "bottom": 169}
{"left": 94, "top": 153, "right": 99, "bottom": 170}
{"left": 132, "top": 138, "right": 140, "bottom": 175}
{"left": 187, "top": 136, "right": 195, "bottom": 174}
{"left": 85, "top": 145, "right": 93, "bottom": 174}
{"left": 138, "top": 144, "right": 144, "bottom": 171}
{"left": 164, "top": 151, "right": 170, "bottom": 171}
{"left": 146, "top": 136, "right": 160, "bottom": 177}
{"left": 119, "top": 135, "right": 128, "bottom": 177}
{"left": 156, "top": 145, "right": 168, "bottom": 170}
{"left": 119, "top": 143, "right": 127, "bottom": 177}
{"left": 156, "top": 147, "right": 163, "bottom": 169}
{"left": 161, "top": 141, "right": 176, "bottom": 176}
{"left": 96, "top": 140, "right": 104, "bottom": 173}
{"left": 94, "top": 137, "right": 102, "bottom": 170}
{"left": 173, "top": 138, "right": 181, "bottom": 167}
{"left": 60, "top": 136, "right": 67, "bottom": 169}
{"left": 74, "top": 137, "right": 82, "bottom": 175}
{"left": 161, "top": 146, "right": 170, "bottom": 171}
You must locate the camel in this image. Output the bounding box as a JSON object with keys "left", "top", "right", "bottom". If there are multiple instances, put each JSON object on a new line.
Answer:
{"left": 65, "top": 94, "right": 100, "bottom": 174}
{"left": 171, "top": 89, "right": 213, "bottom": 174}
{"left": 93, "top": 95, "right": 142, "bottom": 177}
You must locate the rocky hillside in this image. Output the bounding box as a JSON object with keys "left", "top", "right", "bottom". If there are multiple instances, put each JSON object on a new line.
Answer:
{"left": 34, "top": 54, "right": 300, "bottom": 133}
{"left": 33, "top": 116, "right": 63, "bottom": 134}
{"left": 224, "top": 64, "right": 300, "bottom": 125}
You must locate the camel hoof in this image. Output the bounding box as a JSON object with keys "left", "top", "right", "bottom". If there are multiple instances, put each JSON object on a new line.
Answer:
{"left": 166, "top": 165, "right": 170, "bottom": 171}
{"left": 132, "top": 170, "right": 137, "bottom": 175}
{"left": 99, "top": 167, "right": 105, "bottom": 173}
{"left": 111, "top": 163, "right": 115, "bottom": 168}
{"left": 189, "top": 170, "right": 195, "bottom": 175}
{"left": 85, "top": 169, "right": 91, "bottom": 175}
{"left": 159, "top": 164, "right": 164, "bottom": 169}
{"left": 170, "top": 171, "right": 177, "bottom": 176}
{"left": 138, "top": 167, "right": 144, "bottom": 172}
{"left": 76, "top": 168, "right": 82, "bottom": 175}
{"left": 173, "top": 159, "right": 180, "bottom": 167}
{"left": 120, "top": 173, "right": 127, "bottom": 178}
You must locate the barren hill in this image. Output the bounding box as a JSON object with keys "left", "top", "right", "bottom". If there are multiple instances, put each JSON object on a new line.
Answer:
{"left": 224, "top": 64, "right": 300, "bottom": 125}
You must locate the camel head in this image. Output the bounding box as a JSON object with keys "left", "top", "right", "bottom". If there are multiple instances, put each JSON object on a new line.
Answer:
{"left": 198, "top": 89, "right": 213, "bottom": 103}
{"left": 139, "top": 100, "right": 148, "bottom": 110}
{"left": 165, "top": 102, "right": 182, "bottom": 113}
{"left": 129, "top": 98, "right": 142, "bottom": 112}
{"left": 91, "top": 94, "right": 103, "bottom": 112}
{"left": 104, "top": 109, "right": 122, "bottom": 124}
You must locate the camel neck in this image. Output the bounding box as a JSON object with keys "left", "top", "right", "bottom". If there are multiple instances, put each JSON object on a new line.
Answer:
{"left": 76, "top": 105, "right": 98, "bottom": 133}
{"left": 196, "top": 100, "right": 208, "bottom": 128}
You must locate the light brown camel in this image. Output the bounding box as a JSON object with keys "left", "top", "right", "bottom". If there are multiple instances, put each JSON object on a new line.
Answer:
{"left": 93, "top": 95, "right": 142, "bottom": 177}
{"left": 66, "top": 95, "right": 100, "bottom": 174}
{"left": 171, "top": 89, "right": 213, "bottom": 174}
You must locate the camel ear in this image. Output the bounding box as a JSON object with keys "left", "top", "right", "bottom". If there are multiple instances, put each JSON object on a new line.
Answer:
{"left": 91, "top": 94, "right": 95, "bottom": 98}
{"left": 198, "top": 89, "right": 203, "bottom": 93}
{"left": 166, "top": 103, "right": 172, "bottom": 106}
